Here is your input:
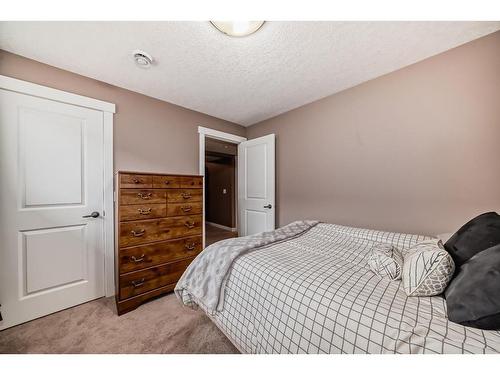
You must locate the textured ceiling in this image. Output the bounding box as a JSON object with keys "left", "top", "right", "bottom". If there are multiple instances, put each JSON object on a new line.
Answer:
{"left": 1, "top": 21, "right": 499, "bottom": 126}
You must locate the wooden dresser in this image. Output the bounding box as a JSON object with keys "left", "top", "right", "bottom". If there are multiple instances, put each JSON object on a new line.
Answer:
{"left": 115, "top": 171, "right": 203, "bottom": 315}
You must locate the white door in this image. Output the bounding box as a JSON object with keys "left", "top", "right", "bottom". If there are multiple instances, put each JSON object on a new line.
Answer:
{"left": 0, "top": 89, "right": 105, "bottom": 329}
{"left": 238, "top": 134, "right": 275, "bottom": 236}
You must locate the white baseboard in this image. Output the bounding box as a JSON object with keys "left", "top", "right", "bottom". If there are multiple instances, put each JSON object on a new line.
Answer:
{"left": 206, "top": 221, "right": 237, "bottom": 232}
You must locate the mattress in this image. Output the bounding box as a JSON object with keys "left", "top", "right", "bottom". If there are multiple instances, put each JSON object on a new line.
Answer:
{"left": 183, "top": 223, "right": 500, "bottom": 353}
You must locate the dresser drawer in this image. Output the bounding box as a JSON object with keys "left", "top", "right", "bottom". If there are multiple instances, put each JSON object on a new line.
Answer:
{"left": 152, "top": 175, "right": 181, "bottom": 189}
{"left": 119, "top": 257, "right": 194, "bottom": 299}
{"left": 119, "top": 236, "right": 202, "bottom": 273}
{"left": 120, "top": 173, "right": 152, "bottom": 189}
{"left": 119, "top": 215, "right": 202, "bottom": 247}
{"left": 117, "top": 284, "right": 176, "bottom": 315}
{"left": 120, "top": 189, "right": 166, "bottom": 205}
{"left": 180, "top": 176, "right": 203, "bottom": 189}
{"left": 119, "top": 204, "right": 166, "bottom": 221}
{"left": 167, "top": 189, "right": 202, "bottom": 203}
{"left": 167, "top": 202, "right": 202, "bottom": 217}
{"left": 165, "top": 215, "right": 202, "bottom": 239}
{"left": 119, "top": 218, "right": 170, "bottom": 247}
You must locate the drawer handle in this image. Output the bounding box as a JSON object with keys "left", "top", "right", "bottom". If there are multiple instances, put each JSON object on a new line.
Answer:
{"left": 181, "top": 205, "right": 192, "bottom": 212}
{"left": 132, "top": 178, "right": 143, "bottom": 184}
{"left": 181, "top": 192, "right": 192, "bottom": 199}
{"left": 184, "top": 221, "right": 195, "bottom": 229}
{"left": 131, "top": 278, "right": 145, "bottom": 288}
{"left": 137, "top": 192, "right": 152, "bottom": 200}
{"left": 190, "top": 181, "right": 195, "bottom": 185}
{"left": 164, "top": 180, "right": 170, "bottom": 185}
{"left": 131, "top": 254, "right": 145, "bottom": 263}
{"left": 138, "top": 207, "right": 152, "bottom": 215}
{"left": 131, "top": 229, "right": 145, "bottom": 237}
{"left": 185, "top": 243, "right": 196, "bottom": 251}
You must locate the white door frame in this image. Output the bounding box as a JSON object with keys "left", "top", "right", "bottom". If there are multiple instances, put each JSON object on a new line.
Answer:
{"left": 0, "top": 75, "right": 116, "bottom": 297}
{"left": 198, "top": 126, "right": 247, "bottom": 247}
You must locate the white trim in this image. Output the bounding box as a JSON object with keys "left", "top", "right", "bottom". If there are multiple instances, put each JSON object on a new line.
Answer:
{"left": 102, "top": 112, "right": 115, "bottom": 297}
{"left": 206, "top": 221, "right": 238, "bottom": 232}
{"left": 199, "top": 129, "right": 206, "bottom": 180}
{"left": 1, "top": 75, "right": 116, "bottom": 298}
{"left": 0, "top": 75, "right": 116, "bottom": 113}
{"left": 198, "top": 126, "right": 247, "bottom": 248}
{"left": 198, "top": 126, "right": 247, "bottom": 143}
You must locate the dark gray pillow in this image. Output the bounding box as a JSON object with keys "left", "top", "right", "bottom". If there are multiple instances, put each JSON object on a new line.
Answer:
{"left": 445, "top": 244, "right": 500, "bottom": 330}
{"left": 444, "top": 212, "right": 500, "bottom": 268}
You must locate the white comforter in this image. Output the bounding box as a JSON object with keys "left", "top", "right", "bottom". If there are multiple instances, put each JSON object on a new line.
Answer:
{"left": 177, "top": 223, "right": 500, "bottom": 353}
{"left": 175, "top": 220, "right": 319, "bottom": 313}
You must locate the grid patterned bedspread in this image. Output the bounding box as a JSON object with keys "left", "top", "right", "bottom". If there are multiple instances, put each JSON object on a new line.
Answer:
{"left": 201, "top": 223, "right": 500, "bottom": 353}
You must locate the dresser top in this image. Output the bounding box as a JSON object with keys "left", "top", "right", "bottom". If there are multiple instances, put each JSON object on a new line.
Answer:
{"left": 117, "top": 170, "right": 203, "bottom": 177}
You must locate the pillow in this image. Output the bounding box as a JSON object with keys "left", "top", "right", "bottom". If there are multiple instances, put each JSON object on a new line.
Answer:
{"left": 368, "top": 243, "right": 403, "bottom": 281}
{"left": 445, "top": 244, "right": 500, "bottom": 330}
{"left": 444, "top": 212, "right": 500, "bottom": 268}
{"left": 402, "top": 239, "right": 455, "bottom": 297}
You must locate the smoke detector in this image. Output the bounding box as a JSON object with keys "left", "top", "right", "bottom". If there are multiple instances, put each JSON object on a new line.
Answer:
{"left": 132, "top": 50, "right": 154, "bottom": 68}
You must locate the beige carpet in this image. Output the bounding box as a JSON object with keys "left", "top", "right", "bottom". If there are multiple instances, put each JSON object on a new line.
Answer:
{"left": 0, "top": 293, "right": 238, "bottom": 354}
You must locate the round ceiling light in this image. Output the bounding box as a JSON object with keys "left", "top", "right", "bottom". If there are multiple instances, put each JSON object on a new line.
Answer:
{"left": 210, "top": 21, "right": 265, "bottom": 37}
{"left": 132, "top": 50, "right": 154, "bottom": 68}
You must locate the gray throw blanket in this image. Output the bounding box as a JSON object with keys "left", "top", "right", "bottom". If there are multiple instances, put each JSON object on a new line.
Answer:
{"left": 175, "top": 220, "right": 319, "bottom": 314}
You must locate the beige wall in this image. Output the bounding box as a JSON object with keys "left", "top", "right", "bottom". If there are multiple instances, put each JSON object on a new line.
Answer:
{"left": 0, "top": 50, "right": 245, "bottom": 175}
{"left": 247, "top": 31, "right": 500, "bottom": 236}
{"left": 3, "top": 30, "right": 500, "bottom": 237}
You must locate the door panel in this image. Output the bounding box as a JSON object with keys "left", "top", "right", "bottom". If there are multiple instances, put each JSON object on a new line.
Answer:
{"left": 246, "top": 143, "right": 267, "bottom": 199}
{"left": 245, "top": 210, "right": 268, "bottom": 235}
{"left": 20, "top": 108, "right": 84, "bottom": 207}
{"left": 0, "top": 89, "right": 105, "bottom": 330}
{"left": 238, "top": 134, "right": 275, "bottom": 236}
{"left": 23, "top": 225, "right": 87, "bottom": 294}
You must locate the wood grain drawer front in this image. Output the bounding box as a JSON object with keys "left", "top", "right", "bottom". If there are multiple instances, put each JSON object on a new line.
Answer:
{"left": 119, "top": 215, "right": 202, "bottom": 247}
{"left": 167, "top": 189, "right": 202, "bottom": 203}
{"left": 180, "top": 176, "right": 203, "bottom": 189}
{"left": 119, "top": 257, "right": 194, "bottom": 299}
{"left": 167, "top": 202, "right": 202, "bottom": 217}
{"left": 120, "top": 189, "right": 166, "bottom": 205}
{"left": 152, "top": 175, "right": 181, "bottom": 189}
{"left": 119, "top": 204, "right": 166, "bottom": 221}
{"left": 120, "top": 218, "right": 169, "bottom": 247}
{"left": 119, "top": 236, "right": 202, "bottom": 274}
{"left": 120, "top": 174, "right": 152, "bottom": 189}
{"left": 117, "top": 283, "right": 176, "bottom": 315}
{"left": 167, "top": 215, "right": 202, "bottom": 239}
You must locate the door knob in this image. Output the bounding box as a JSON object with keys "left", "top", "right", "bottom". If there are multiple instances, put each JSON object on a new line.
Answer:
{"left": 82, "top": 211, "right": 100, "bottom": 218}
{"left": 263, "top": 204, "right": 272, "bottom": 209}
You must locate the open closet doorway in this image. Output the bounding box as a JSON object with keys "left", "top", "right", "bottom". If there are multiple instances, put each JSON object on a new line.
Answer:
{"left": 205, "top": 139, "right": 238, "bottom": 245}
{"left": 198, "top": 126, "right": 247, "bottom": 247}
{"left": 199, "top": 126, "right": 276, "bottom": 247}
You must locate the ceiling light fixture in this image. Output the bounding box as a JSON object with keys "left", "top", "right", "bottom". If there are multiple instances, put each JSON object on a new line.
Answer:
{"left": 132, "top": 50, "right": 154, "bottom": 68}
{"left": 210, "top": 21, "right": 265, "bottom": 37}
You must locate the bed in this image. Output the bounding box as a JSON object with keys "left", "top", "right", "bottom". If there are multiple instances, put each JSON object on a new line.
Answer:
{"left": 175, "top": 222, "right": 500, "bottom": 354}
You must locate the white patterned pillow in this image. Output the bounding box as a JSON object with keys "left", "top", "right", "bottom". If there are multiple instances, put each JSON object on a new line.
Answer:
{"left": 402, "top": 239, "right": 455, "bottom": 297}
{"left": 368, "top": 243, "right": 403, "bottom": 281}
